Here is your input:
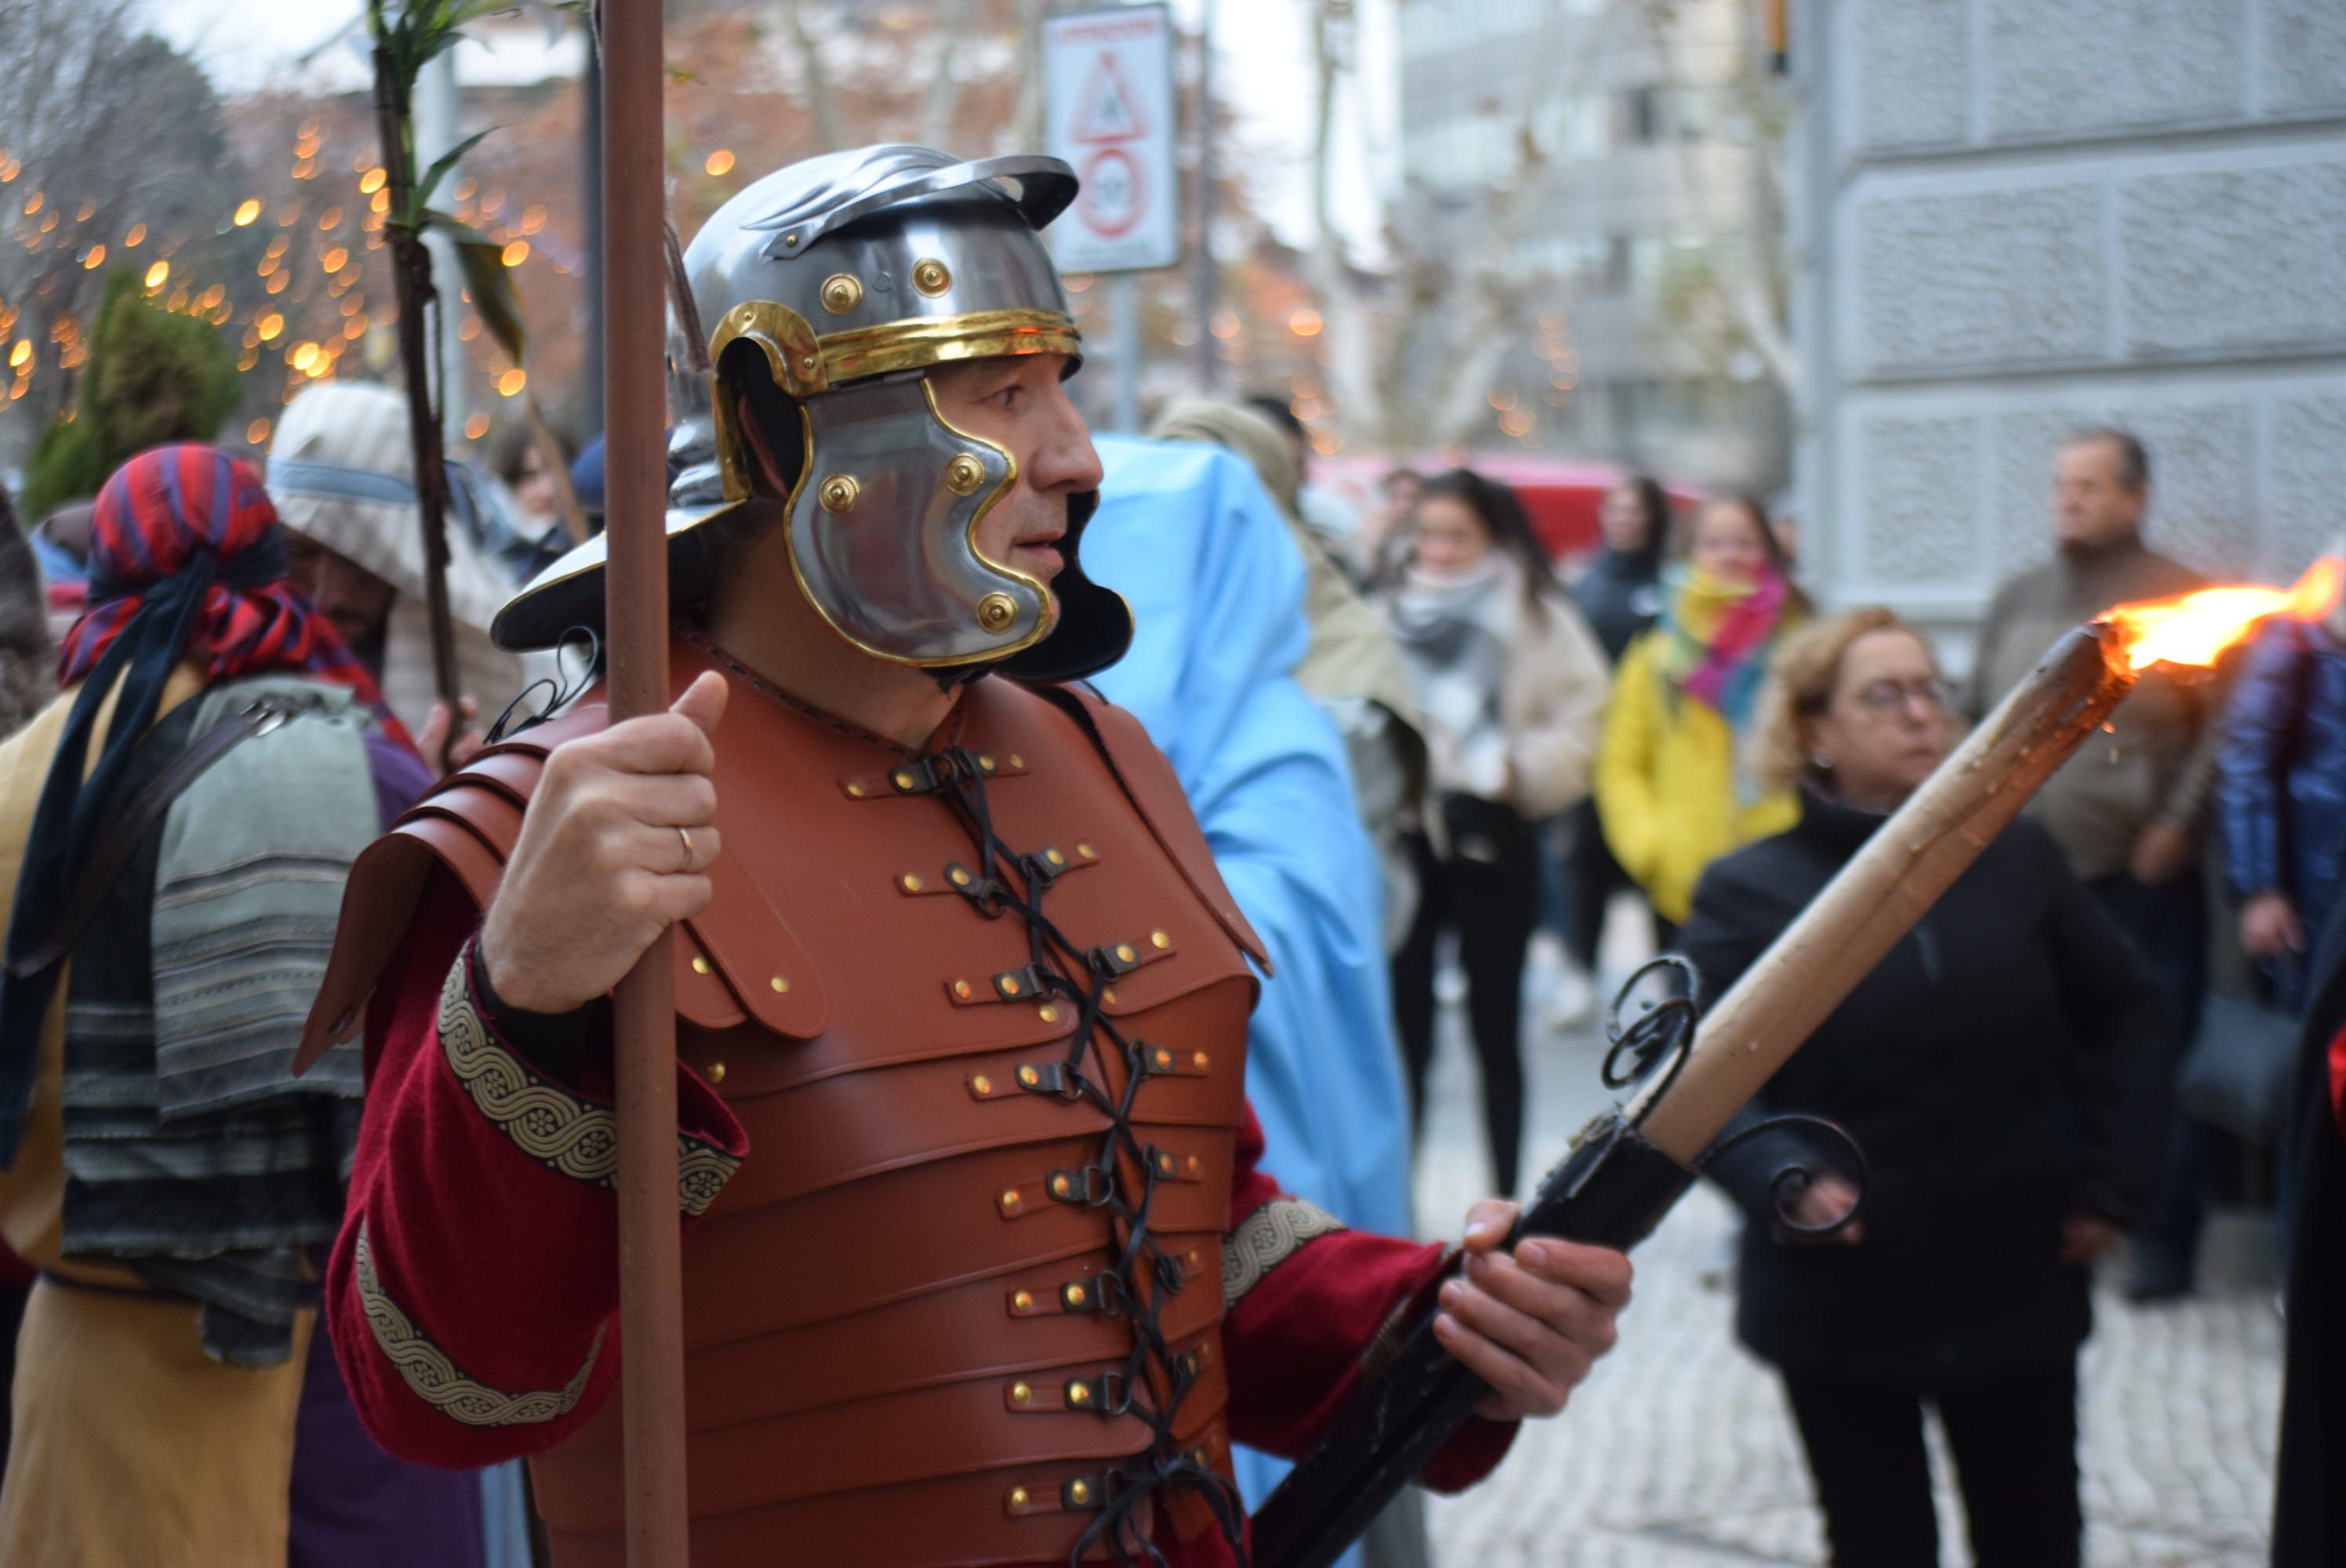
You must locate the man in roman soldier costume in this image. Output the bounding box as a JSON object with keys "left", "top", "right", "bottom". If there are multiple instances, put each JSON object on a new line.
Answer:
{"left": 300, "top": 145, "right": 1632, "bottom": 1566}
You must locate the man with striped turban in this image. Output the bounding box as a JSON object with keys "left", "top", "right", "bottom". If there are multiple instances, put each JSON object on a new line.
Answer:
{"left": 0, "top": 445, "right": 482, "bottom": 1566}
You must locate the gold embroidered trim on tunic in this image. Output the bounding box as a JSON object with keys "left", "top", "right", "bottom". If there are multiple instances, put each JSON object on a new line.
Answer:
{"left": 353, "top": 1220, "right": 603, "bottom": 1426}
{"left": 1222, "top": 1196, "right": 1346, "bottom": 1308}
{"left": 437, "top": 953, "right": 739, "bottom": 1218}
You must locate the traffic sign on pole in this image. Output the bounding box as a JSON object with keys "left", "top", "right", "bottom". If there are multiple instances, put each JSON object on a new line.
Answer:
{"left": 1043, "top": 4, "right": 1178, "bottom": 274}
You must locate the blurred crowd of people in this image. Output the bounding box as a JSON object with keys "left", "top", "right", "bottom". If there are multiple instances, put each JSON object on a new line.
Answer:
{"left": 0, "top": 383, "right": 2340, "bottom": 1568}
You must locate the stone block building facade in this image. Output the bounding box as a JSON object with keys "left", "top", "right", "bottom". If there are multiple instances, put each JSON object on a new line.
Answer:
{"left": 1792, "top": 0, "right": 2346, "bottom": 652}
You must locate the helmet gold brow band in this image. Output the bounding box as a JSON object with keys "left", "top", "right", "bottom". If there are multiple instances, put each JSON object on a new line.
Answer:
{"left": 710, "top": 302, "right": 1080, "bottom": 401}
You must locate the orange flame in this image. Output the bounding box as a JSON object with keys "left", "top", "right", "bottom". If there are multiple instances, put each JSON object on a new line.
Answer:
{"left": 2102, "top": 557, "right": 2345, "bottom": 672}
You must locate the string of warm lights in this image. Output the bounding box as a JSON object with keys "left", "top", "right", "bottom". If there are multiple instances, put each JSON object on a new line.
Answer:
{"left": 0, "top": 102, "right": 565, "bottom": 445}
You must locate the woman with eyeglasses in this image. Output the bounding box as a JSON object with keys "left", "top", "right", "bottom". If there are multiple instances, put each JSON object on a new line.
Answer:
{"left": 1679, "top": 607, "right": 2172, "bottom": 1568}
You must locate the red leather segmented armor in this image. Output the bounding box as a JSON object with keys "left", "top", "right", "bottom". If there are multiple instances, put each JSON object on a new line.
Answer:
{"left": 315, "top": 641, "right": 1275, "bottom": 1566}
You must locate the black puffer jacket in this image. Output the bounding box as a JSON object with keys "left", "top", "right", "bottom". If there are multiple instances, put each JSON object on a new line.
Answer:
{"left": 1680, "top": 791, "right": 2173, "bottom": 1391}
{"left": 1569, "top": 545, "right": 1664, "bottom": 666}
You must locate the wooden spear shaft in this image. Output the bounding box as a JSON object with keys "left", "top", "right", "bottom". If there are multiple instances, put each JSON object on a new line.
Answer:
{"left": 598, "top": 2, "right": 690, "bottom": 1563}
{"left": 1636, "top": 623, "right": 2140, "bottom": 1163}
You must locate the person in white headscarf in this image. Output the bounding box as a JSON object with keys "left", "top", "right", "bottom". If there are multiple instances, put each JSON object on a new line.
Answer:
{"left": 263, "top": 383, "right": 531, "bottom": 750}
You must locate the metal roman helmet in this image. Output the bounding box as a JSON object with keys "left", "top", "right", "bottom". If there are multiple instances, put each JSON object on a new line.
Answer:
{"left": 493, "top": 144, "right": 1134, "bottom": 684}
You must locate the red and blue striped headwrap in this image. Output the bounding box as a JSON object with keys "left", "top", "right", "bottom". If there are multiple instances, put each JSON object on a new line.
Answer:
{"left": 0, "top": 444, "right": 399, "bottom": 1166}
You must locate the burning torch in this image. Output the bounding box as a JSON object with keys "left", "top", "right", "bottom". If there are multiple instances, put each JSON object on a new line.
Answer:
{"left": 1250, "top": 561, "right": 2344, "bottom": 1568}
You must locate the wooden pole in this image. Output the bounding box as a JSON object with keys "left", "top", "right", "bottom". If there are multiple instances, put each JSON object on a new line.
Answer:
{"left": 1636, "top": 624, "right": 2137, "bottom": 1163}
{"left": 598, "top": 2, "right": 689, "bottom": 1563}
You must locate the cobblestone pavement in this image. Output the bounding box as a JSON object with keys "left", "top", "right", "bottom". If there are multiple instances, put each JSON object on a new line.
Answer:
{"left": 1407, "top": 964, "right": 2282, "bottom": 1568}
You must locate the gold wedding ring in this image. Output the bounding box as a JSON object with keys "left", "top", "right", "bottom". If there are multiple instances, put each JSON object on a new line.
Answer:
{"left": 675, "top": 826, "right": 695, "bottom": 873}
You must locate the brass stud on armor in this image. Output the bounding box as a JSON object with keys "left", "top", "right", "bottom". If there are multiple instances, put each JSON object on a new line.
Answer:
{"left": 1010, "top": 1381, "right": 1033, "bottom": 1406}
{"left": 690, "top": 955, "right": 712, "bottom": 976}
{"left": 770, "top": 975, "right": 790, "bottom": 993}
{"left": 1115, "top": 943, "right": 1137, "bottom": 964}
{"left": 900, "top": 873, "right": 924, "bottom": 893}
{"left": 1077, "top": 843, "right": 1098, "bottom": 859}
{"left": 706, "top": 1061, "right": 726, "bottom": 1084}
{"left": 1153, "top": 1048, "right": 1173, "bottom": 1072}
{"left": 819, "top": 272, "right": 863, "bottom": 314}
{"left": 1062, "top": 1282, "right": 1088, "bottom": 1309}
{"left": 955, "top": 979, "right": 973, "bottom": 1000}
{"left": 945, "top": 453, "right": 986, "bottom": 495}
{"left": 979, "top": 753, "right": 997, "bottom": 771}
{"left": 972, "top": 1074, "right": 993, "bottom": 1095}
{"left": 1151, "top": 930, "right": 1171, "bottom": 949}
{"left": 1156, "top": 1151, "right": 1176, "bottom": 1176}
{"left": 1038, "top": 1004, "right": 1059, "bottom": 1024}
{"left": 1050, "top": 1174, "right": 1073, "bottom": 1200}
{"left": 912, "top": 257, "right": 952, "bottom": 296}
{"left": 1000, "top": 974, "right": 1023, "bottom": 997}
{"left": 1066, "top": 1479, "right": 1093, "bottom": 1507}
{"left": 1193, "top": 1051, "right": 1209, "bottom": 1070}
{"left": 1187, "top": 1154, "right": 1202, "bottom": 1174}
{"left": 818, "top": 474, "right": 860, "bottom": 514}
{"left": 846, "top": 781, "right": 866, "bottom": 797}
{"left": 1011, "top": 1288, "right": 1034, "bottom": 1313}
{"left": 950, "top": 867, "right": 973, "bottom": 886}
{"left": 1044, "top": 848, "right": 1066, "bottom": 867}
{"left": 1066, "top": 1379, "right": 1092, "bottom": 1407}
{"left": 1000, "top": 1189, "right": 1022, "bottom": 1215}
{"left": 975, "top": 591, "right": 1018, "bottom": 633}
{"left": 1009, "top": 754, "right": 1026, "bottom": 769}
{"left": 893, "top": 769, "right": 917, "bottom": 790}
{"left": 1102, "top": 988, "right": 1118, "bottom": 1007}
{"left": 1017, "top": 1064, "right": 1041, "bottom": 1087}
{"left": 1008, "top": 1486, "right": 1030, "bottom": 1510}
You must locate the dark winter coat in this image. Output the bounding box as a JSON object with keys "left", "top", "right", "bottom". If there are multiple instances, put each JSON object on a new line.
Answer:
{"left": 1679, "top": 791, "right": 2174, "bottom": 1392}
{"left": 2275, "top": 888, "right": 2346, "bottom": 1566}
{"left": 1570, "top": 545, "right": 1665, "bottom": 666}
{"left": 2216, "top": 615, "right": 2346, "bottom": 947}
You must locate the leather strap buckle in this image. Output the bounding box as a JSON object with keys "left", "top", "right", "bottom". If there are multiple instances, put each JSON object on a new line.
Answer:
{"left": 1045, "top": 1164, "right": 1114, "bottom": 1207}
{"left": 991, "top": 964, "right": 1050, "bottom": 1002}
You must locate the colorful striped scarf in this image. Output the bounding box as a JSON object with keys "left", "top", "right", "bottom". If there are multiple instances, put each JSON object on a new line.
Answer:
{"left": 0, "top": 445, "right": 394, "bottom": 1167}
{"left": 1651, "top": 564, "right": 1794, "bottom": 732}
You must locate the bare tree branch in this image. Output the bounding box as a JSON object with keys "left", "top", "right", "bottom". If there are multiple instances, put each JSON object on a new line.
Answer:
{"left": 782, "top": 0, "right": 843, "bottom": 154}
{"left": 921, "top": 0, "right": 975, "bottom": 149}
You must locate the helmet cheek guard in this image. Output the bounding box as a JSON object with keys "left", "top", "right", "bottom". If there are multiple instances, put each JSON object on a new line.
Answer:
{"left": 784, "top": 373, "right": 1048, "bottom": 667}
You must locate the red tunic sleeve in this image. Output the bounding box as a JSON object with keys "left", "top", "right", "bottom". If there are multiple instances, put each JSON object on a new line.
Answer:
{"left": 324, "top": 869, "right": 748, "bottom": 1468}
{"left": 1218, "top": 1107, "right": 1516, "bottom": 1494}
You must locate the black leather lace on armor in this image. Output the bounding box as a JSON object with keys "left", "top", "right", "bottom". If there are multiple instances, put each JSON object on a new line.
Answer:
{"left": 910, "top": 746, "right": 1249, "bottom": 1568}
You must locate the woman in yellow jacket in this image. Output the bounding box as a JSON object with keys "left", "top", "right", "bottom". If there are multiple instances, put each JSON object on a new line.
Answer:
{"left": 1596, "top": 495, "right": 1804, "bottom": 935}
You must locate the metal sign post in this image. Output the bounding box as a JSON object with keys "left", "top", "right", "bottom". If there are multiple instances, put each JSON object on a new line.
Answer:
{"left": 1042, "top": 2, "right": 1178, "bottom": 430}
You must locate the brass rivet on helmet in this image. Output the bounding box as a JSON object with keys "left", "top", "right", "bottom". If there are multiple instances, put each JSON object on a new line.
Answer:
{"left": 819, "top": 272, "right": 863, "bottom": 314}
{"left": 818, "top": 474, "right": 859, "bottom": 514}
{"left": 945, "top": 453, "right": 986, "bottom": 495}
{"left": 912, "top": 257, "right": 951, "bottom": 296}
{"left": 976, "top": 591, "right": 1018, "bottom": 633}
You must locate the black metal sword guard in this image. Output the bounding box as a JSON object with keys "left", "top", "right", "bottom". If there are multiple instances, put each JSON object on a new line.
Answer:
{"left": 1246, "top": 956, "right": 1865, "bottom": 1568}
